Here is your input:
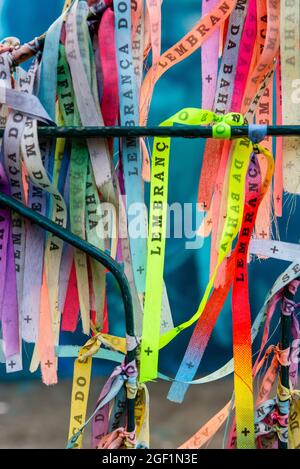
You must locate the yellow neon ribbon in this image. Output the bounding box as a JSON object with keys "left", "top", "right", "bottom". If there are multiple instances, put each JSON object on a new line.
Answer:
{"left": 139, "top": 108, "right": 245, "bottom": 382}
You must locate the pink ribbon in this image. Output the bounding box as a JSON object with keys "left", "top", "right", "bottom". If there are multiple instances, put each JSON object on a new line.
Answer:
{"left": 98, "top": 7, "right": 119, "bottom": 126}
{"left": 97, "top": 427, "right": 136, "bottom": 449}
{"left": 0, "top": 163, "right": 19, "bottom": 357}
{"left": 91, "top": 361, "right": 137, "bottom": 448}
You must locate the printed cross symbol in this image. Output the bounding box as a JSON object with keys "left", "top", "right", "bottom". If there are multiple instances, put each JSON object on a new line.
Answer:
{"left": 24, "top": 315, "right": 32, "bottom": 324}
{"left": 276, "top": 195, "right": 281, "bottom": 203}
{"left": 242, "top": 427, "right": 250, "bottom": 437}
{"left": 8, "top": 360, "right": 16, "bottom": 369}
{"left": 207, "top": 219, "right": 212, "bottom": 225}
{"left": 187, "top": 362, "right": 194, "bottom": 369}
{"left": 161, "top": 321, "right": 168, "bottom": 328}
{"left": 144, "top": 347, "right": 153, "bottom": 356}
{"left": 137, "top": 266, "right": 144, "bottom": 275}
{"left": 44, "top": 360, "right": 53, "bottom": 368}
{"left": 259, "top": 231, "right": 268, "bottom": 239}
{"left": 270, "top": 245, "right": 279, "bottom": 254}
{"left": 286, "top": 161, "right": 294, "bottom": 169}
{"left": 205, "top": 75, "right": 212, "bottom": 83}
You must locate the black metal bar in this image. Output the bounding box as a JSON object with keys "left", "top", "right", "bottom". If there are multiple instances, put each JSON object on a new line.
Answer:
{"left": 0, "top": 191, "right": 136, "bottom": 432}
{"left": 2, "top": 125, "right": 300, "bottom": 138}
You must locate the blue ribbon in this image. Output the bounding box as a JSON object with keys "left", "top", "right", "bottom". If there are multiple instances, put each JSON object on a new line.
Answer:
{"left": 248, "top": 124, "right": 268, "bottom": 144}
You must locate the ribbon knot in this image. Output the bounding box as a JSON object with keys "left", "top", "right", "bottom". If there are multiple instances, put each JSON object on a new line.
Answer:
{"left": 274, "top": 345, "right": 291, "bottom": 367}
{"left": 260, "top": 344, "right": 290, "bottom": 367}
{"left": 268, "top": 410, "right": 288, "bottom": 428}
{"left": 248, "top": 124, "right": 267, "bottom": 144}
{"left": 97, "top": 427, "right": 136, "bottom": 450}
{"left": 118, "top": 362, "right": 138, "bottom": 400}
{"left": 211, "top": 112, "right": 245, "bottom": 140}
{"left": 119, "top": 362, "right": 137, "bottom": 378}
{"left": 126, "top": 334, "right": 140, "bottom": 352}
{"left": 282, "top": 297, "right": 296, "bottom": 316}
{"left": 255, "top": 396, "right": 290, "bottom": 445}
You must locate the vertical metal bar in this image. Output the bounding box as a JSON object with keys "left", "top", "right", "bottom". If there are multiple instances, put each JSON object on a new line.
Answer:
{"left": 0, "top": 191, "right": 136, "bottom": 433}
{"left": 278, "top": 287, "right": 293, "bottom": 449}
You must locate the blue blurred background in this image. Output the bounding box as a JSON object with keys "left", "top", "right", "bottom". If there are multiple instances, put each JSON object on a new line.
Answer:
{"left": 0, "top": 0, "right": 295, "bottom": 383}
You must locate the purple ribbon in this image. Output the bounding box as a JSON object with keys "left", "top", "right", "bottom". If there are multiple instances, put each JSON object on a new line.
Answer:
{"left": 0, "top": 161, "right": 19, "bottom": 357}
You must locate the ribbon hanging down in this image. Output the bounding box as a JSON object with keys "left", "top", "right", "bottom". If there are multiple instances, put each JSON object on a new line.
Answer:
{"left": 139, "top": 108, "right": 245, "bottom": 383}
{"left": 168, "top": 129, "right": 274, "bottom": 449}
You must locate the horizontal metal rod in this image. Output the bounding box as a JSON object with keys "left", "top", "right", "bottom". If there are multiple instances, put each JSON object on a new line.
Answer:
{"left": 1, "top": 125, "right": 300, "bottom": 138}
